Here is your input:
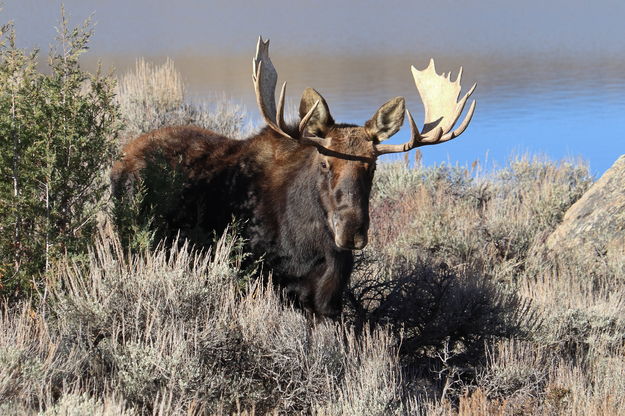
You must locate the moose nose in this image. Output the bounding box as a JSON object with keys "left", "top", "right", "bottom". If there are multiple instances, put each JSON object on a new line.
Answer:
{"left": 332, "top": 213, "right": 369, "bottom": 250}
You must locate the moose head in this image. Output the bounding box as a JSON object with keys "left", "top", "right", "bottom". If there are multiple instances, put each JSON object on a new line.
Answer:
{"left": 252, "top": 37, "right": 476, "bottom": 251}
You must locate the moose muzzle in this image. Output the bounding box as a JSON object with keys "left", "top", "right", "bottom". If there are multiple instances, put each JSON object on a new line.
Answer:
{"left": 332, "top": 212, "right": 369, "bottom": 250}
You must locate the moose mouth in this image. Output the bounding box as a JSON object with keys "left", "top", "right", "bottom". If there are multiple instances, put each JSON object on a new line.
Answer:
{"left": 329, "top": 212, "right": 369, "bottom": 251}
{"left": 332, "top": 224, "right": 368, "bottom": 250}
{"left": 334, "top": 235, "right": 368, "bottom": 251}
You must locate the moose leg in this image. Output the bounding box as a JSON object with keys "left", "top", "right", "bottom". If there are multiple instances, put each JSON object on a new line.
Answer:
{"left": 313, "top": 251, "right": 353, "bottom": 318}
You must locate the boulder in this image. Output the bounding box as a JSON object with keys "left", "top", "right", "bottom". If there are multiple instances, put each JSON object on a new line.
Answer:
{"left": 546, "top": 155, "right": 625, "bottom": 254}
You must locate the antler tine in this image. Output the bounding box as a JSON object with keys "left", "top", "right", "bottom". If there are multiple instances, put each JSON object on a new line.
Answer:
{"left": 440, "top": 97, "right": 476, "bottom": 142}
{"left": 252, "top": 37, "right": 277, "bottom": 122}
{"left": 375, "top": 59, "right": 477, "bottom": 155}
{"left": 253, "top": 37, "right": 291, "bottom": 139}
{"left": 276, "top": 81, "right": 287, "bottom": 130}
{"left": 252, "top": 36, "right": 329, "bottom": 147}
{"left": 299, "top": 100, "right": 320, "bottom": 134}
{"left": 374, "top": 109, "right": 443, "bottom": 154}
{"left": 434, "top": 81, "right": 476, "bottom": 142}
{"left": 298, "top": 100, "right": 331, "bottom": 148}
{"left": 252, "top": 60, "right": 289, "bottom": 138}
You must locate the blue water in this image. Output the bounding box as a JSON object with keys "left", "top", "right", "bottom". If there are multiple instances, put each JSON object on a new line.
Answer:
{"left": 384, "top": 66, "right": 625, "bottom": 176}
{"left": 4, "top": 0, "right": 625, "bottom": 176}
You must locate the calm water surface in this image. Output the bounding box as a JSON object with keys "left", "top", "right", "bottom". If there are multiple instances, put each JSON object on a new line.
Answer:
{"left": 6, "top": 0, "right": 625, "bottom": 175}
{"left": 96, "top": 53, "right": 625, "bottom": 176}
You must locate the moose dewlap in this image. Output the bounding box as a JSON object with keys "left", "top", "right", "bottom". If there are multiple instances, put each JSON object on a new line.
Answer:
{"left": 111, "top": 37, "right": 477, "bottom": 317}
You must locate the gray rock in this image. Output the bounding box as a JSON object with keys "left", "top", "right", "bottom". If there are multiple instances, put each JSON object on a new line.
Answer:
{"left": 546, "top": 155, "right": 625, "bottom": 255}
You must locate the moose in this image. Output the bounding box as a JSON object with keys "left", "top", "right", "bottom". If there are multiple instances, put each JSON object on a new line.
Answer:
{"left": 111, "top": 37, "right": 476, "bottom": 318}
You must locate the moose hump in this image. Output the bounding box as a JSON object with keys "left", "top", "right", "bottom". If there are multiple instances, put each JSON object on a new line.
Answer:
{"left": 546, "top": 154, "right": 625, "bottom": 255}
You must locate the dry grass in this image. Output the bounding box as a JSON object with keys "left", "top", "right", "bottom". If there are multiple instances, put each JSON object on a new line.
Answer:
{"left": 0, "top": 225, "right": 406, "bottom": 415}
{"left": 357, "top": 156, "right": 624, "bottom": 415}
{"left": 116, "top": 58, "right": 251, "bottom": 141}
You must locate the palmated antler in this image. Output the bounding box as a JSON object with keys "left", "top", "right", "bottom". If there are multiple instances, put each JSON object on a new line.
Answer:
{"left": 252, "top": 37, "right": 328, "bottom": 147}
{"left": 374, "top": 59, "right": 476, "bottom": 155}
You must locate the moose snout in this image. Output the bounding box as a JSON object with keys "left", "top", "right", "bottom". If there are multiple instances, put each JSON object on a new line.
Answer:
{"left": 332, "top": 213, "right": 369, "bottom": 250}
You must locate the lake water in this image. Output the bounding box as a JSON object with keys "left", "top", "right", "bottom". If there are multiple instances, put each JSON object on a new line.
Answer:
{"left": 5, "top": 0, "right": 625, "bottom": 176}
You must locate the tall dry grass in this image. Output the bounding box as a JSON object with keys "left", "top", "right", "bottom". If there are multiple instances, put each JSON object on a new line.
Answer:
{"left": 0, "top": 225, "right": 407, "bottom": 415}
{"left": 116, "top": 58, "right": 251, "bottom": 141}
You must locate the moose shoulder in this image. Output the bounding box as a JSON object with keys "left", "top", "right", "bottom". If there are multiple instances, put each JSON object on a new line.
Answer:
{"left": 111, "top": 37, "right": 476, "bottom": 318}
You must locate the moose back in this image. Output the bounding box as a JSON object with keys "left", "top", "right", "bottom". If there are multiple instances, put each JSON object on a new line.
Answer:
{"left": 111, "top": 37, "right": 476, "bottom": 317}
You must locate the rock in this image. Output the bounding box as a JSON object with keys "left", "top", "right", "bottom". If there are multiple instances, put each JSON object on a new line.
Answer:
{"left": 546, "top": 155, "right": 625, "bottom": 255}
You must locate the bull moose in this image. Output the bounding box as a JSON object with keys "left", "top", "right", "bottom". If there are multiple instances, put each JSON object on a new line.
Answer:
{"left": 111, "top": 37, "right": 476, "bottom": 317}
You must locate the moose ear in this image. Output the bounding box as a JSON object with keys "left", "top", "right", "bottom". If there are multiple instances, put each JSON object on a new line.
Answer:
{"left": 364, "top": 96, "right": 405, "bottom": 142}
{"left": 299, "top": 88, "right": 334, "bottom": 136}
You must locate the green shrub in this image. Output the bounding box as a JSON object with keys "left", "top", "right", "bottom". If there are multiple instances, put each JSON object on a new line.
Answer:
{"left": 0, "top": 12, "right": 120, "bottom": 299}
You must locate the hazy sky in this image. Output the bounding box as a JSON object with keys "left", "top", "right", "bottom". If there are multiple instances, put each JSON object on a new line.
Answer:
{"left": 4, "top": 0, "right": 625, "bottom": 57}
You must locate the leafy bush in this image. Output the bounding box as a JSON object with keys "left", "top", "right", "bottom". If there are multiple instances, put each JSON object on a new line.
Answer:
{"left": 368, "top": 157, "right": 592, "bottom": 281}
{"left": 0, "top": 12, "right": 119, "bottom": 299}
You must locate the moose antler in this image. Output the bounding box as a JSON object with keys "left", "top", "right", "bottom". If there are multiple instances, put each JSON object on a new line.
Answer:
{"left": 374, "top": 59, "right": 476, "bottom": 155}
{"left": 252, "top": 37, "right": 327, "bottom": 147}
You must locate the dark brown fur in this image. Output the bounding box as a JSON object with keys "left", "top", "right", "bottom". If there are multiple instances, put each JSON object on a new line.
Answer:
{"left": 111, "top": 91, "right": 405, "bottom": 317}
